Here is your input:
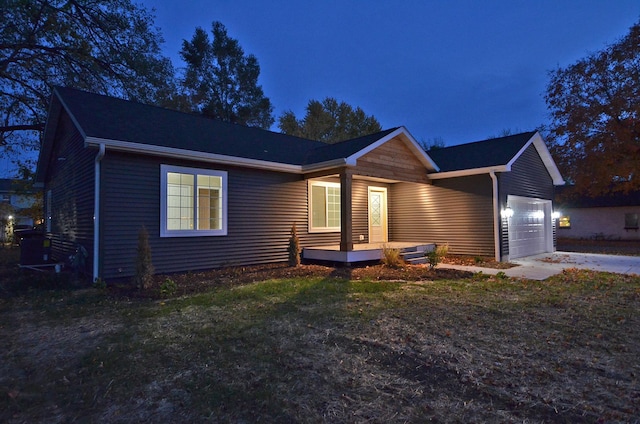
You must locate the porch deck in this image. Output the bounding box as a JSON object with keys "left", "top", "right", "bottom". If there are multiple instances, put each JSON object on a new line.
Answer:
{"left": 303, "top": 242, "right": 434, "bottom": 264}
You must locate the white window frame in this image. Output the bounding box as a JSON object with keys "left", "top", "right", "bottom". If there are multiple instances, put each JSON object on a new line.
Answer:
{"left": 160, "top": 165, "right": 228, "bottom": 237}
{"left": 308, "top": 180, "right": 341, "bottom": 233}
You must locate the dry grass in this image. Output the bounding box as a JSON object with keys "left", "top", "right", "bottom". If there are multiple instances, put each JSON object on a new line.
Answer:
{"left": 380, "top": 244, "right": 404, "bottom": 268}
{"left": 1, "top": 247, "right": 639, "bottom": 422}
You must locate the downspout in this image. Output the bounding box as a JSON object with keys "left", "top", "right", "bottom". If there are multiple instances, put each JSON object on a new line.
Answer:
{"left": 489, "top": 171, "right": 501, "bottom": 262}
{"left": 93, "top": 144, "right": 105, "bottom": 282}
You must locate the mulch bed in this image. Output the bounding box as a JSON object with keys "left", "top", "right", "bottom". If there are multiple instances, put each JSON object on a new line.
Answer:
{"left": 113, "top": 262, "right": 475, "bottom": 299}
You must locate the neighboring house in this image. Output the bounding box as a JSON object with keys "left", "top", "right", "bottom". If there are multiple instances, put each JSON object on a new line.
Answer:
{"left": 0, "top": 178, "right": 38, "bottom": 243}
{"left": 36, "top": 87, "right": 564, "bottom": 281}
{"left": 555, "top": 187, "right": 640, "bottom": 240}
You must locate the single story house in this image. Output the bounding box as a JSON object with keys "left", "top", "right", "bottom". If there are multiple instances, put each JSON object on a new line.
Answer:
{"left": 555, "top": 187, "right": 640, "bottom": 240}
{"left": 36, "top": 87, "right": 564, "bottom": 281}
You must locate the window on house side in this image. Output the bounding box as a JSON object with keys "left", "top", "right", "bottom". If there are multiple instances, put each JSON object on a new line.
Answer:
{"left": 625, "top": 213, "right": 639, "bottom": 229}
{"left": 161, "top": 165, "right": 227, "bottom": 237}
{"left": 558, "top": 215, "right": 571, "bottom": 228}
{"left": 309, "top": 181, "right": 341, "bottom": 232}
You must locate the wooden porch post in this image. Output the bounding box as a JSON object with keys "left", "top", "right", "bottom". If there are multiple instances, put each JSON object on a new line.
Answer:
{"left": 340, "top": 169, "right": 353, "bottom": 251}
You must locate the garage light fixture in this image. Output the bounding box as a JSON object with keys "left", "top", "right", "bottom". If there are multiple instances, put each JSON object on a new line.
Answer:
{"left": 501, "top": 207, "right": 514, "bottom": 218}
{"left": 552, "top": 211, "right": 561, "bottom": 220}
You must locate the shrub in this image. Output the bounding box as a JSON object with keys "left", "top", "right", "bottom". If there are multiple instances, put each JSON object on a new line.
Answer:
{"left": 426, "top": 243, "right": 449, "bottom": 269}
{"left": 288, "top": 222, "right": 301, "bottom": 267}
{"left": 160, "top": 278, "right": 178, "bottom": 297}
{"left": 133, "top": 226, "right": 154, "bottom": 289}
{"left": 381, "top": 245, "right": 404, "bottom": 268}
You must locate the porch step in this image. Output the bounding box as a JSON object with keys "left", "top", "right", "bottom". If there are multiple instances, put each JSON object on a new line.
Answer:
{"left": 399, "top": 244, "right": 435, "bottom": 265}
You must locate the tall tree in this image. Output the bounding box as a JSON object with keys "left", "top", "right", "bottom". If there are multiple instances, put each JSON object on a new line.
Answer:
{"left": 278, "top": 97, "right": 382, "bottom": 143}
{"left": 179, "top": 22, "right": 274, "bottom": 129}
{"left": 545, "top": 20, "right": 640, "bottom": 195}
{"left": 1, "top": 0, "right": 175, "bottom": 172}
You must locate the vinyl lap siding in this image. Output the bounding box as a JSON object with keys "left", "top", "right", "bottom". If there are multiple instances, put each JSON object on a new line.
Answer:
{"left": 352, "top": 180, "right": 369, "bottom": 244}
{"left": 391, "top": 176, "right": 494, "bottom": 256}
{"left": 500, "top": 145, "right": 554, "bottom": 201}
{"left": 101, "top": 153, "right": 343, "bottom": 279}
{"left": 499, "top": 144, "right": 555, "bottom": 256}
{"left": 44, "top": 111, "right": 95, "bottom": 274}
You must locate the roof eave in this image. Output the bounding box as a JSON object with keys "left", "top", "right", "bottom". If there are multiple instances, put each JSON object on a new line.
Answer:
{"left": 301, "top": 158, "right": 349, "bottom": 174}
{"left": 505, "top": 132, "right": 565, "bottom": 186}
{"left": 428, "top": 166, "right": 508, "bottom": 180}
{"left": 84, "top": 137, "right": 305, "bottom": 174}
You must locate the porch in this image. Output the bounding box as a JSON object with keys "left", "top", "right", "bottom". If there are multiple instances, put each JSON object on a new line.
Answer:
{"left": 303, "top": 242, "right": 434, "bottom": 264}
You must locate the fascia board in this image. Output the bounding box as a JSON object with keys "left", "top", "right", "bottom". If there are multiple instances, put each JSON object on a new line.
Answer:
{"left": 345, "top": 127, "right": 440, "bottom": 172}
{"left": 532, "top": 134, "right": 565, "bottom": 186}
{"left": 85, "top": 137, "right": 304, "bottom": 173}
{"left": 301, "top": 158, "right": 349, "bottom": 173}
{"left": 428, "top": 166, "right": 508, "bottom": 180}
{"left": 54, "top": 88, "right": 88, "bottom": 140}
{"left": 398, "top": 126, "right": 440, "bottom": 172}
{"left": 505, "top": 132, "right": 565, "bottom": 186}
{"left": 37, "top": 89, "right": 85, "bottom": 183}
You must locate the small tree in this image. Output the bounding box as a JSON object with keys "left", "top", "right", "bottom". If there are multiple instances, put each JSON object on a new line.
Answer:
{"left": 426, "top": 243, "right": 449, "bottom": 270}
{"left": 288, "top": 222, "right": 301, "bottom": 267}
{"left": 133, "top": 226, "right": 154, "bottom": 289}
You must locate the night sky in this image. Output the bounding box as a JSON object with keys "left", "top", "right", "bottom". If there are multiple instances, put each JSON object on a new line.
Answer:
{"left": 141, "top": 0, "right": 639, "bottom": 145}
{"left": 1, "top": 1, "right": 639, "bottom": 176}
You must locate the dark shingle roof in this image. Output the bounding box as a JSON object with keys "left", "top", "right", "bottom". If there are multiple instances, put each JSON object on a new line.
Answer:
{"left": 54, "top": 88, "right": 409, "bottom": 167}
{"left": 55, "top": 87, "right": 330, "bottom": 165}
{"left": 427, "top": 131, "right": 537, "bottom": 172}
{"left": 304, "top": 128, "right": 399, "bottom": 164}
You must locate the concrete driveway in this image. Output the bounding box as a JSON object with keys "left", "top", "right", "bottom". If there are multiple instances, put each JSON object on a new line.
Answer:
{"left": 439, "top": 252, "right": 640, "bottom": 280}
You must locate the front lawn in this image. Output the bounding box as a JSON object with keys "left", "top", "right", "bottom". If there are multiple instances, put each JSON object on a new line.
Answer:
{"left": 1, "top": 251, "right": 638, "bottom": 423}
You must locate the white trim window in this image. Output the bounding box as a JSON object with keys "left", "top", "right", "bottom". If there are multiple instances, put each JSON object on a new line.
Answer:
{"left": 161, "top": 165, "right": 227, "bottom": 237}
{"left": 308, "top": 180, "right": 340, "bottom": 232}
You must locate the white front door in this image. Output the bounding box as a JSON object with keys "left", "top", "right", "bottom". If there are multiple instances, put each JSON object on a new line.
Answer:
{"left": 368, "top": 187, "right": 388, "bottom": 243}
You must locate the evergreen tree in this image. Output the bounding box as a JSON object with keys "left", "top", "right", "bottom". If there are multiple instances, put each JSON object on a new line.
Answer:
{"left": 179, "top": 22, "right": 274, "bottom": 129}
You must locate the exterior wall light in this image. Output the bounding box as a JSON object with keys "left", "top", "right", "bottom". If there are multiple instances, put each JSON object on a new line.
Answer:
{"left": 501, "top": 207, "right": 514, "bottom": 218}
{"left": 552, "top": 211, "right": 561, "bottom": 220}
{"left": 7, "top": 215, "right": 13, "bottom": 220}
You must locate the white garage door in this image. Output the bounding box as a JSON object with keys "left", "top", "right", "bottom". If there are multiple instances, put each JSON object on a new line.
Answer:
{"left": 507, "top": 195, "right": 553, "bottom": 259}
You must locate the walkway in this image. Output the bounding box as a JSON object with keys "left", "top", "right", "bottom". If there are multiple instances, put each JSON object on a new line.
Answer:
{"left": 438, "top": 252, "right": 640, "bottom": 281}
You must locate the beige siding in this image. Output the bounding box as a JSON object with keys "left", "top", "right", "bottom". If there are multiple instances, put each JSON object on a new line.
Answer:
{"left": 390, "top": 176, "right": 494, "bottom": 256}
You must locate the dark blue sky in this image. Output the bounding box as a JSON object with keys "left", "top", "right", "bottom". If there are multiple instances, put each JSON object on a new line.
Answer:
{"left": 141, "top": 0, "right": 638, "bottom": 145}
{"left": 1, "top": 1, "right": 638, "bottom": 176}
